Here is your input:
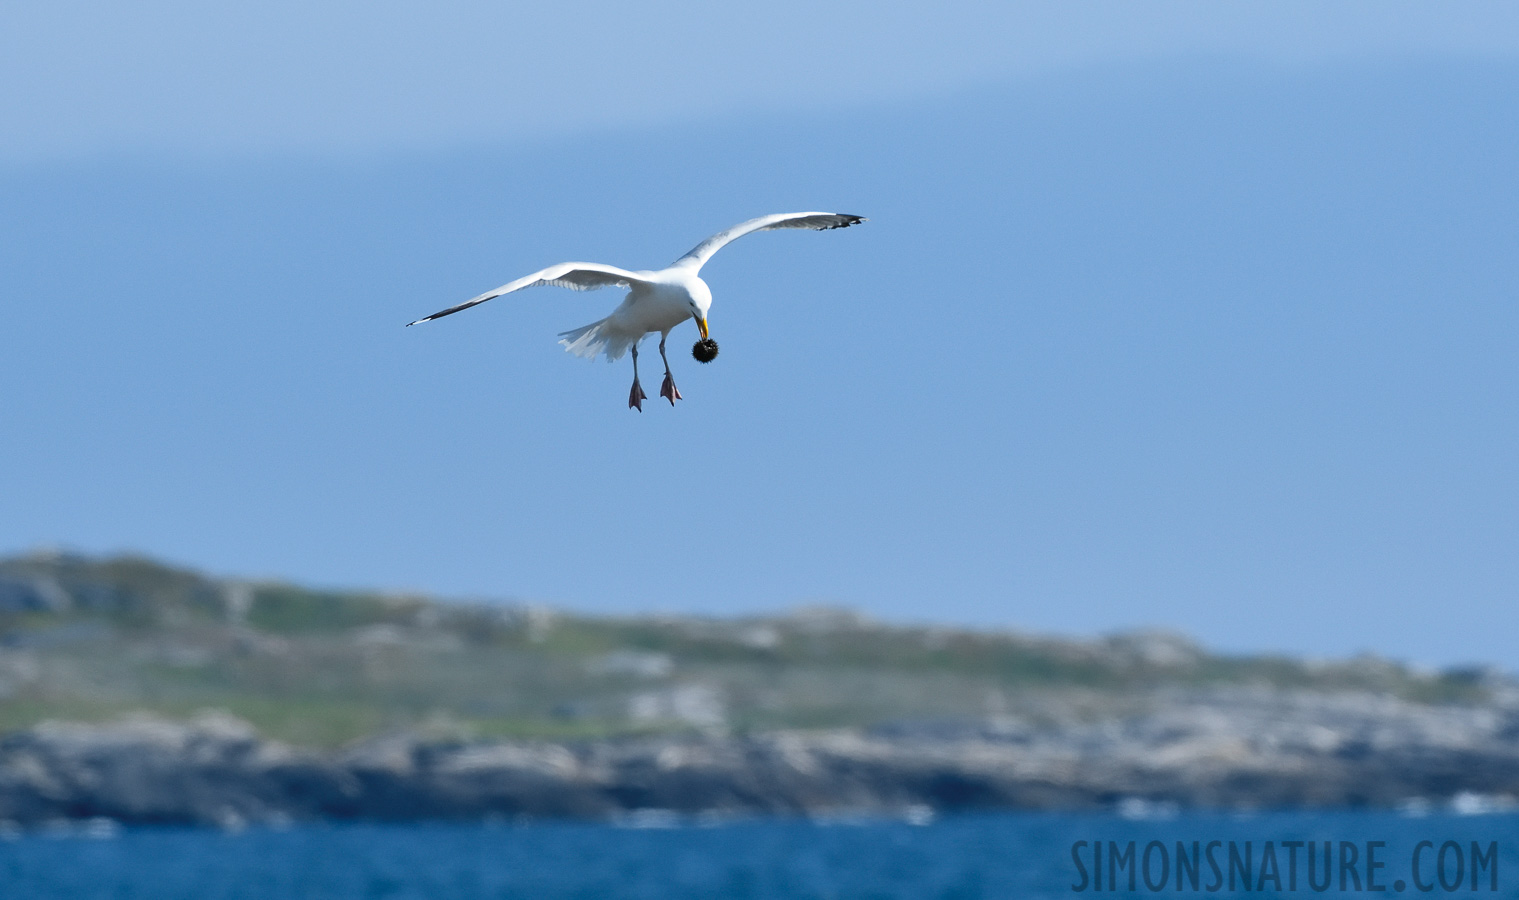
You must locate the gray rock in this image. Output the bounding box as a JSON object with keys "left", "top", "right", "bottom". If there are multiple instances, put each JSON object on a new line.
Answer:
{"left": 3, "top": 687, "right": 1518, "bottom": 826}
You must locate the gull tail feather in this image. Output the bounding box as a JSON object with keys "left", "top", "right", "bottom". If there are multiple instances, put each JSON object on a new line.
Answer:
{"left": 558, "top": 318, "right": 637, "bottom": 362}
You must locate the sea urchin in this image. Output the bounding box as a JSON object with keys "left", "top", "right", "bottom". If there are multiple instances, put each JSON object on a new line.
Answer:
{"left": 692, "top": 338, "right": 719, "bottom": 363}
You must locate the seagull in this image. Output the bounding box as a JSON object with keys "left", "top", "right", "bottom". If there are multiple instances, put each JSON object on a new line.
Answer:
{"left": 408, "top": 211, "right": 865, "bottom": 410}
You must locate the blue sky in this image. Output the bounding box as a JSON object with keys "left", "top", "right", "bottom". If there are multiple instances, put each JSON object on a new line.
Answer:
{"left": 3, "top": 2, "right": 1518, "bottom": 163}
{"left": 2, "top": 4, "right": 1517, "bottom": 667}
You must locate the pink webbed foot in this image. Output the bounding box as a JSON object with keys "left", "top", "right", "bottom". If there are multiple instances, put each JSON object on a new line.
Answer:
{"left": 659, "top": 372, "right": 682, "bottom": 405}
{"left": 628, "top": 379, "right": 648, "bottom": 412}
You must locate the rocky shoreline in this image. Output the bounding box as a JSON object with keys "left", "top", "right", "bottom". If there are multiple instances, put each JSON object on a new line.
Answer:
{"left": 4, "top": 685, "right": 1518, "bottom": 828}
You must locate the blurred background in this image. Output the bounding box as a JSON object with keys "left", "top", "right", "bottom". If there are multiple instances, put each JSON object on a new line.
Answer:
{"left": 2, "top": 0, "right": 1517, "bottom": 666}
{"left": 2, "top": 2, "right": 1519, "bottom": 896}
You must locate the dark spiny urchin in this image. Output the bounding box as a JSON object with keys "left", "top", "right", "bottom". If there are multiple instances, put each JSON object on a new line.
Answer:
{"left": 692, "top": 338, "right": 719, "bottom": 363}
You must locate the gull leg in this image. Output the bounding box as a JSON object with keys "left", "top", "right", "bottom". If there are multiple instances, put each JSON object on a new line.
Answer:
{"left": 657, "top": 334, "right": 682, "bottom": 405}
{"left": 628, "top": 344, "right": 647, "bottom": 412}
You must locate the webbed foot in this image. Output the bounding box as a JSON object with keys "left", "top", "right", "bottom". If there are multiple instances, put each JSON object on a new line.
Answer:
{"left": 659, "top": 373, "right": 682, "bottom": 405}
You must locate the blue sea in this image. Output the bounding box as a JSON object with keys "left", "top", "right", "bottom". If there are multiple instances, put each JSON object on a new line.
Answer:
{"left": 1, "top": 810, "right": 1516, "bottom": 899}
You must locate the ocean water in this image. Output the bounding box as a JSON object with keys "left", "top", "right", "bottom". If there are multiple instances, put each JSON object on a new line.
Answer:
{"left": 1, "top": 809, "right": 1516, "bottom": 899}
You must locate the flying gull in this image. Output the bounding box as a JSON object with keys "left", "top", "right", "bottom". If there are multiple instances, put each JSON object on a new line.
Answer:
{"left": 408, "top": 212, "right": 866, "bottom": 410}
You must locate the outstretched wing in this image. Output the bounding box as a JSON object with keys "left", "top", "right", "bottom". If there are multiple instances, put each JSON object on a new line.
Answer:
{"left": 671, "top": 212, "right": 866, "bottom": 271}
{"left": 407, "top": 262, "right": 649, "bottom": 326}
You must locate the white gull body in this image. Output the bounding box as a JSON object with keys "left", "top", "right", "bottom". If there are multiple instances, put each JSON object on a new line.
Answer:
{"left": 408, "top": 211, "right": 865, "bottom": 410}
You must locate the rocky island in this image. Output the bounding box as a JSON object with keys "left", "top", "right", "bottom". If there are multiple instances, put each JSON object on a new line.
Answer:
{"left": 0, "top": 552, "right": 1514, "bottom": 827}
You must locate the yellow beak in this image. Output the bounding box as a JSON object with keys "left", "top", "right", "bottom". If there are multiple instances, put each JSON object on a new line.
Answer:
{"left": 696, "top": 315, "right": 709, "bottom": 340}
